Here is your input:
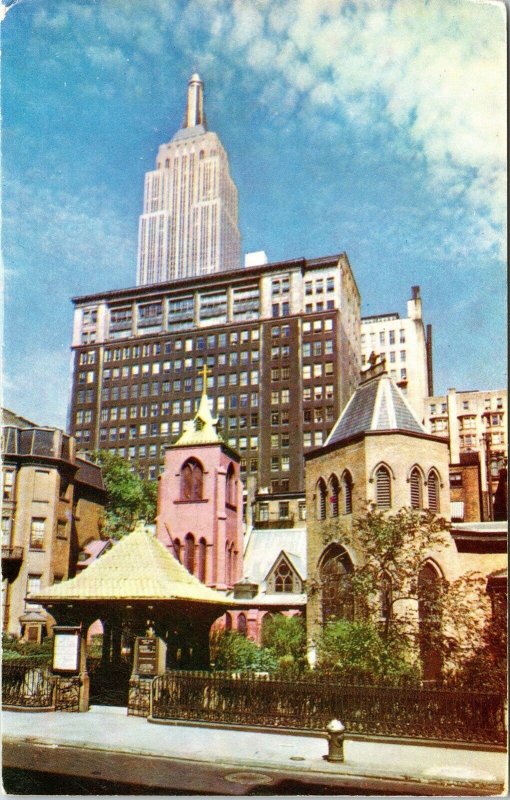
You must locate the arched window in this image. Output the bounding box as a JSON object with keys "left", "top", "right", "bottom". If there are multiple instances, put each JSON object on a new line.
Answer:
{"left": 319, "top": 544, "right": 354, "bottom": 622}
{"left": 274, "top": 561, "right": 293, "bottom": 592}
{"left": 225, "top": 612, "right": 232, "bottom": 632}
{"left": 316, "top": 479, "right": 327, "bottom": 520}
{"left": 427, "top": 471, "right": 440, "bottom": 513}
{"left": 181, "top": 459, "right": 203, "bottom": 501}
{"left": 225, "top": 542, "right": 234, "bottom": 585}
{"left": 375, "top": 466, "right": 391, "bottom": 509}
{"left": 418, "top": 562, "right": 443, "bottom": 681}
{"left": 226, "top": 463, "right": 236, "bottom": 507}
{"left": 198, "top": 538, "right": 207, "bottom": 582}
{"left": 410, "top": 467, "right": 423, "bottom": 509}
{"left": 329, "top": 475, "right": 339, "bottom": 517}
{"left": 237, "top": 613, "right": 247, "bottom": 636}
{"left": 343, "top": 471, "right": 353, "bottom": 515}
{"left": 173, "top": 538, "right": 181, "bottom": 563}
{"left": 184, "top": 533, "right": 195, "bottom": 574}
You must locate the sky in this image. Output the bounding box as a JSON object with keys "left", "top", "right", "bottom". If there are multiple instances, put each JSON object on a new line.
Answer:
{"left": 1, "top": 0, "right": 506, "bottom": 430}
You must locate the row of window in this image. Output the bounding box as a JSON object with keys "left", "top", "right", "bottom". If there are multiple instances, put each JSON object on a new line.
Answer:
{"left": 361, "top": 350, "right": 406, "bottom": 365}
{"left": 361, "top": 329, "right": 406, "bottom": 346}
{"left": 429, "top": 399, "right": 505, "bottom": 415}
{"left": 1, "top": 517, "right": 68, "bottom": 551}
{"left": 315, "top": 465, "right": 441, "bottom": 518}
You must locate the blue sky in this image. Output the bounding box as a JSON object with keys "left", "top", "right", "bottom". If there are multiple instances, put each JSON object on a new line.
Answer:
{"left": 1, "top": 0, "right": 506, "bottom": 429}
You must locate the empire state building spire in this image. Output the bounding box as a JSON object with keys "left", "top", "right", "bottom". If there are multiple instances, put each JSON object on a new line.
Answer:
{"left": 136, "top": 74, "right": 241, "bottom": 285}
{"left": 184, "top": 73, "right": 206, "bottom": 129}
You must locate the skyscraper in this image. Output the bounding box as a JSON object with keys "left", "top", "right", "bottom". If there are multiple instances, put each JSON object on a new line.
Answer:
{"left": 137, "top": 74, "right": 241, "bottom": 285}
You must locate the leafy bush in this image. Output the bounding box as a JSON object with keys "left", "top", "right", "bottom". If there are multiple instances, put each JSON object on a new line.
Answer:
{"left": 2, "top": 633, "right": 53, "bottom": 662}
{"left": 210, "top": 631, "right": 277, "bottom": 673}
{"left": 261, "top": 614, "right": 307, "bottom": 676}
{"left": 317, "top": 619, "right": 420, "bottom": 685}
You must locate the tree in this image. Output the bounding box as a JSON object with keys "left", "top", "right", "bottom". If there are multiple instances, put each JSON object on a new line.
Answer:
{"left": 261, "top": 614, "right": 307, "bottom": 676}
{"left": 92, "top": 451, "right": 157, "bottom": 538}
{"left": 313, "top": 506, "right": 503, "bottom": 686}
{"left": 312, "top": 507, "right": 451, "bottom": 681}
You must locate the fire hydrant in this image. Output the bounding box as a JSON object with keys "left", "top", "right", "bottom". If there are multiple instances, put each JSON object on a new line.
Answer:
{"left": 326, "top": 719, "right": 345, "bottom": 762}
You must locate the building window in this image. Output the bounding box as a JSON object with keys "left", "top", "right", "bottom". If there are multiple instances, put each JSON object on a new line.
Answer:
{"left": 30, "top": 518, "right": 45, "bottom": 550}
{"left": 427, "top": 471, "right": 440, "bottom": 513}
{"left": 316, "top": 479, "right": 327, "bottom": 520}
{"left": 319, "top": 544, "right": 354, "bottom": 622}
{"left": 237, "top": 613, "right": 247, "bottom": 636}
{"left": 273, "top": 560, "right": 294, "bottom": 592}
{"left": 2, "top": 516, "right": 11, "bottom": 546}
{"left": 375, "top": 466, "right": 391, "bottom": 509}
{"left": 329, "top": 475, "right": 339, "bottom": 517}
{"left": 418, "top": 562, "right": 443, "bottom": 681}
{"left": 298, "top": 501, "right": 306, "bottom": 521}
{"left": 279, "top": 501, "right": 290, "bottom": 520}
{"left": 26, "top": 574, "right": 42, "bottom": 610}
{"left": 180, "top": 459, "right": 204, "bottom": 501}
{"left": 198, "top": 538, "right": 207, "bottom": 582}
{"left": 410, "top": 467, "right": 423, "bottom": 509}
{"left": 184, "top": 533, "right": 195, "bottom": 574}
{"left": 2, "top": 469, "right": 15, "bottom": 501}
{"left": 259, "top": 502, "right": 269, "bottom": 522}
{"left": 226, "top": 464, "right": 236, "bottom": 507}
{"left": 343, "top": 471, "right": 353, "bottom": 515}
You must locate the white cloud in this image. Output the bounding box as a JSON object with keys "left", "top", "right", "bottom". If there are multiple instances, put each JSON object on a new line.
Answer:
{"left": 28, "top": 0, "right": 506, "bottom": 259}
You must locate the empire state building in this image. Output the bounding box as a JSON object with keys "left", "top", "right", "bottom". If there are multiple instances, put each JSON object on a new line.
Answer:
{"left": 136, "top": 74, "right": 241, "bottom": 285}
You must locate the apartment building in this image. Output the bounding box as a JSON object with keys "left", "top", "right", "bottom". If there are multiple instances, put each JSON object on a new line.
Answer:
{"left": 69, "top": 252, "right": 361, "bottom": 497}
{"left": 425, "top": 388, "right": 507, "bottom": 520}
{"left": 1, "top": 409, "right": 105, "bottom": 639}
{"left": 361, "top": 286, "right": 432, "bottom": 421}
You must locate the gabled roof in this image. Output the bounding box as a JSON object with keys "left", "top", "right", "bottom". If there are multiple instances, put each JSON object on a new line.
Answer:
{"left": 326, "top": 371, "right": 426, "bottom": 447}
{"left": 32, "top": 523, "right": 229, "bottom": 605}
{"left": 243, "top": 528, "right": 307, "bottom": 585}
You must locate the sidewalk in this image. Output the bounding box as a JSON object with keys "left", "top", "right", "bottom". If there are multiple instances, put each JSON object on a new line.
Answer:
{"left": 2, "top": 705, "right": 507, "bottom": 795}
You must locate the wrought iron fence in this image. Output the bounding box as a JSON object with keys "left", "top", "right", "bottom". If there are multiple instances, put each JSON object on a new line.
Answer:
{"left": 2, "top": 658, "right": 54, "bottom": 708}
{"left": 54, "top": 676, "right": 82, "bottom": 712}
{"left": 151, "top": 671, "right": 507, "bottom": 745}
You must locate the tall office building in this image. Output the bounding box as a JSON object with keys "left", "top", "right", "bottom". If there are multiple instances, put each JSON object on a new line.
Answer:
{"left": 70, "top": 253, "right": 361, "bottom": 498}
{"left": 137, "top": 74, "right": 241, "bottom": 285}
{"left": 360, "top": 286, "right": 433, "bottom": 422}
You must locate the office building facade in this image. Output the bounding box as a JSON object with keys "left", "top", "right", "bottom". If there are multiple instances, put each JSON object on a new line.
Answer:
{"left": 69, "top": 252, "right": 361, "bottom": 496}
{"left": 360, "top": 286, "right": 433, "bottom": 422}
{"left": 137, "top": 74, "right": 241, "bottom": 285}
{"left": 425, "top": 388, "right": 507, "bottom": 520}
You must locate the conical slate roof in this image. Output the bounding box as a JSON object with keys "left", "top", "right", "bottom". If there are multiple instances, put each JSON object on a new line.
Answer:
{"left": 32, "top": 523, "right": 228, "bottom": 605}
{"left": 326, "top": 371, "right": 426, "bottom": 447}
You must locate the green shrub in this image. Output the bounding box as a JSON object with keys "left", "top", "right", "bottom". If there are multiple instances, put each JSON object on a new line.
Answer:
{"left": 210, "top": 631, "right": 277, "bottom": 673}
{"left": 317, "top": 619, "right": 420, "bottom": 685}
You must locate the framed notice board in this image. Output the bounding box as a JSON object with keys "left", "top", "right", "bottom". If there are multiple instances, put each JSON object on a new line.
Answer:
{"left": 52, "top": 626, "right": 82, "bottom": 674}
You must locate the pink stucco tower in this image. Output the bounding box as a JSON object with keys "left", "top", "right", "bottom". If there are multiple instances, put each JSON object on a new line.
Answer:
{"left": 156, "top": 380, "right": 243, "bottom": 590}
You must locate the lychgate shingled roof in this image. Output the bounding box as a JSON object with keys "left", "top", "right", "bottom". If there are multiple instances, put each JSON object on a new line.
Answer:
{"left": 31, "top": 523, "right": 228, "bottom": 605}
{"left": 326, "top": 371, "right": 426, "bottom": 447}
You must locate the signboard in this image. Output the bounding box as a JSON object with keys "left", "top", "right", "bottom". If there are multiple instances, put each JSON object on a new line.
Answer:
{"left": 52, "top": 626, "right": 81, "bottom": 674}
{"left": 133, "top": 636, "right": 166, "bottom": 676}
{"left": 136, "top": 637, "right": 158, "bottom": 675}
